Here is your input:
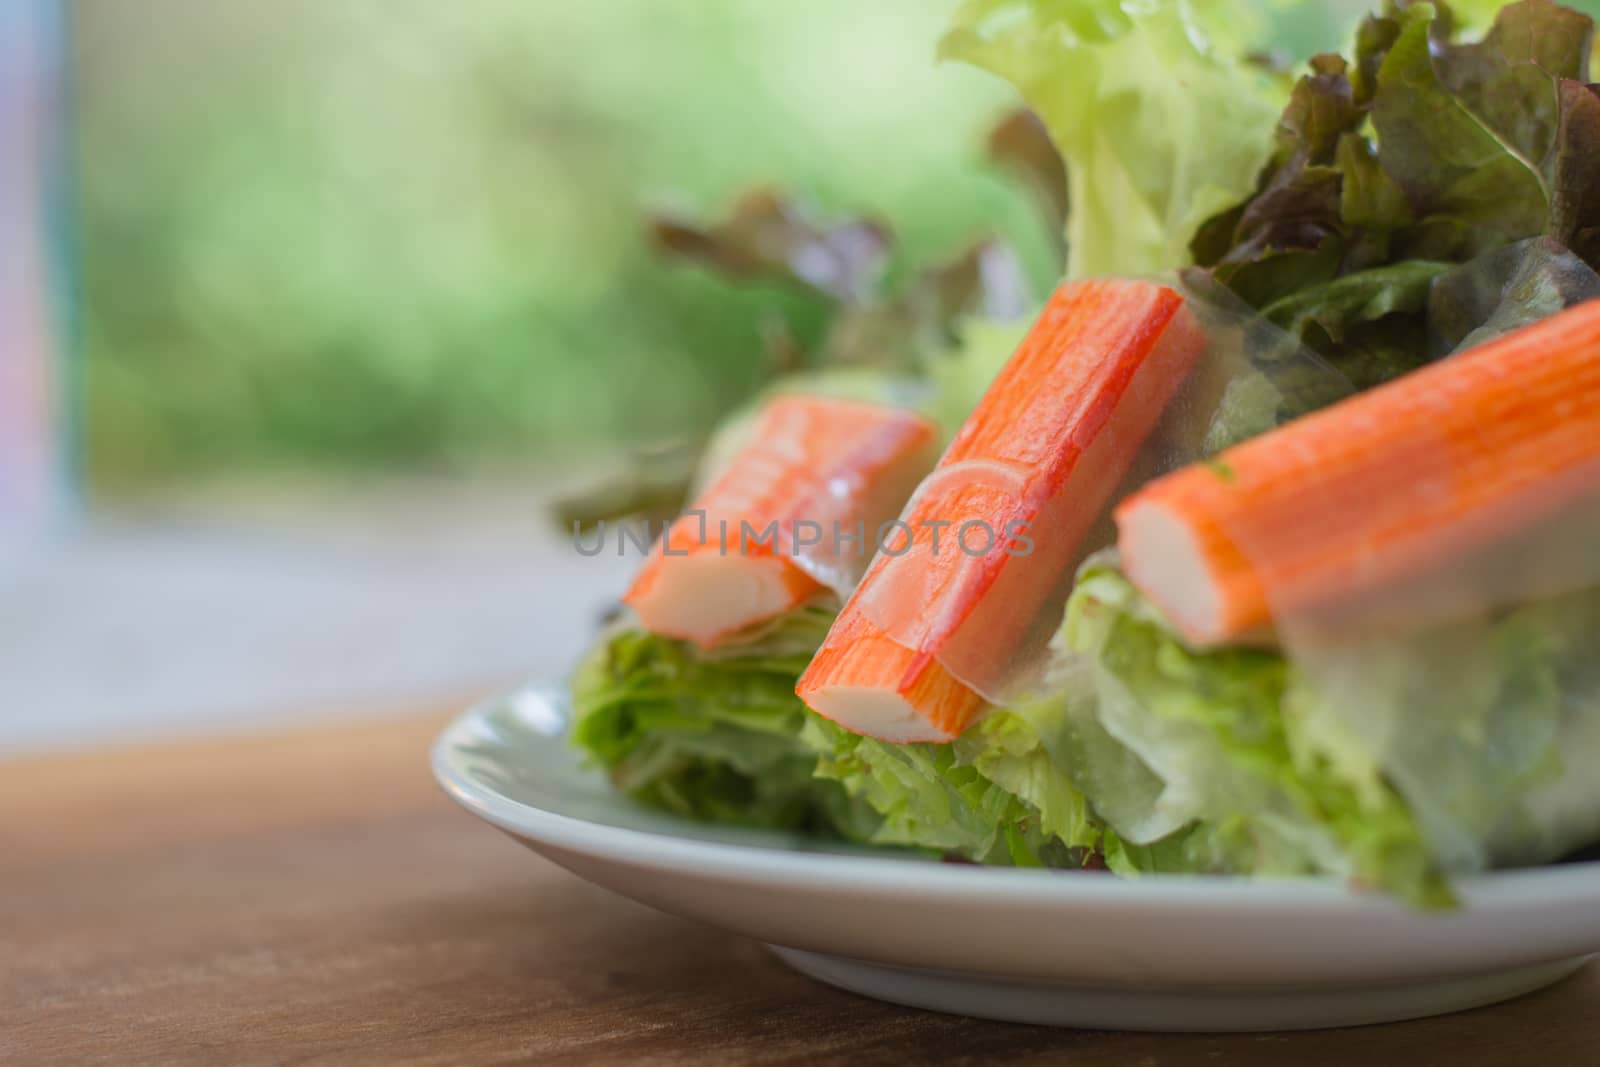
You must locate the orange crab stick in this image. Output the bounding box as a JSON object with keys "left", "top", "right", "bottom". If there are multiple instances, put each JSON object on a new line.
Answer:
{"left": 1116, "top": 299, "right": 1600, "bottom": 648}
{"left": 799, "top": 279, "right": 1207, "bottom": 742}
{"left": 625, "top": 395, "right": 937, "bottom": 649}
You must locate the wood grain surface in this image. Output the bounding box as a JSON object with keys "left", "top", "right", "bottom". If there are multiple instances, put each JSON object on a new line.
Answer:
{"left": 4, "top": 708, "right": 1597, "bottom": 1066}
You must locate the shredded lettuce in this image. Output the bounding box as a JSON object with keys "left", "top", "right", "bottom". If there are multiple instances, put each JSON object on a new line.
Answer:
{"left": 941, "top": 0, "right": 1283, "bottom": 278}
{"left": 1274, "top": 587, "right": 1600, "bottom": 876}
{"left": 570, "top": 604, "right": 878, "bottom": 838}
{"left": 1064, "top": 563, "right": 1451, "bottom": 905}
{"left": 800, "top": 652, "right": 1104, "bottom": 867}
{"left": 802, "top": 708, "right": 1097, "bottom": 866}
{"left": 571, "top": 594, "right": 1101, "bottom": 865}
{"left": 1062, "top": 561, "right": 1600, "bottom": 906}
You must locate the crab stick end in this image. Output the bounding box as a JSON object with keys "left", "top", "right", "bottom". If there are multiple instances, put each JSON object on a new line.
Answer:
{"left": 625, "top": 552, "right": 820, "bottom": 649}
{"left": 797, "top": 621, "right": 987, "bottom": 743}
{"left": 1115, "top": 495, "right": 1260, "bottom": 648}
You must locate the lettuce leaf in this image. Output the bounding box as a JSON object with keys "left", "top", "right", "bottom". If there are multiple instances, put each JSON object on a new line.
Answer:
{"left": 1549, "top": 79, "right": 1600, "bottom": 263}
{"left": 1273, "top": 588, "right": 1600, "bottom": 877}
{"left": 802, "top": 706, "right": 1098, "bottom": 866}
{"left": 941, "top": 0, "right": 1283, "bottom": 278}
{"left": 1368, "top": 1, "right": 1573, "bottom": 256}
{"left": 1193, "top": 0, "right": 1599, "bottom": 389}
{"left": 570, "top": 605, "right": 878, "bottom": 837}
{"left": 1064, "top": 563, "right": 1452, "bottom": 906}
{"left": 1062, "top": 561, "right": 1600, "bottom": 906}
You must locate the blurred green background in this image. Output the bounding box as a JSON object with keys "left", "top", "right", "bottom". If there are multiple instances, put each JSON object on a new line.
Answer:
{"left": 77, "top": 1, "right": 1048, "bottom": 487}
{"left": 73, "top": 0, "right": 1400, "bottom": 489}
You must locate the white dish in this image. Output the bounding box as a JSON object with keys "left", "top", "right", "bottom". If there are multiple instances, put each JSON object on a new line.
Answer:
{"left": 432, "top": 683, "right": 1600, "bottom": 1031}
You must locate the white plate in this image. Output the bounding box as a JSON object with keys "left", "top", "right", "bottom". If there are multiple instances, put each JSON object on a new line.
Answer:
{"left": 432, "top": 684, "right": 1600, "bottom": 1032}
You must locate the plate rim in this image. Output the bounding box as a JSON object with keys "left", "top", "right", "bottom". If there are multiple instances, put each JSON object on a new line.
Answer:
{"left": 431, "top": 691, "right": 1600, "bottom": 913}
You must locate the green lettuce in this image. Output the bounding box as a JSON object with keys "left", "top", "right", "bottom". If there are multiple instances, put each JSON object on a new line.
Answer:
{"left": 1061, "top": 561, "right": 1600, "bottom": 906}
{"left": 1064, "top": 563, "right": 1451, "bottom": 905}
{"left": 941, "top": 0, "right": 1283, "bottom": 279}
{"left": 1271, "top": 588, "right": 1600, "bottom": 876}
{"left": 802, "top": 701, "right": 1099, "bottom": 866}
{"left": 570, "top": 605, "right": 878, "bottom": 838}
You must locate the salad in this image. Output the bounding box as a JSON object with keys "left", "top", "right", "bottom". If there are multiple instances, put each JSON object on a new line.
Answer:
{"left": 572, "top": 0, "right": 1600, "bottom": 907}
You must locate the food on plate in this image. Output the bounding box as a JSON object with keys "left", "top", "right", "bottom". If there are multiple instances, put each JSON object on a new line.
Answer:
{"left": 571, "top": 599, "right": 873, "bottom": 834}
{"left": 573, "top": 394, "right": 936, "bottom": 834}
{"left": 1059, "top": 298, "right": 1600, "bottom": 903}
{"left": 571, "top": 0, "right": 1600, "bottom": 904}
{"left": 798, "top": 279, "right": 1204, "bottom": 743}
{"left": 625, "top": 395, "right": 938, "bottom": 648}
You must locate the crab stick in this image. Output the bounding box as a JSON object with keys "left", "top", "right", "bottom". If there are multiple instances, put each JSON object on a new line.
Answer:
{"left": 1116, "top": 299, "right": 1600, "bottom": 648}
{"left": 799, "top": 279, "right": 1207, "bottom": 742}
{"left": 625, "top": 395, "right": 937, "bottom": 648}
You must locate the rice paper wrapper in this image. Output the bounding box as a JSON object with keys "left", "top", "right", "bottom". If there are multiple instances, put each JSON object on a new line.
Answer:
{"left": 1428, "top": 236, "right": 1600, "bottom": 357}
{"left": 1218, "top": 454, "right": 1600, "bottom": 874}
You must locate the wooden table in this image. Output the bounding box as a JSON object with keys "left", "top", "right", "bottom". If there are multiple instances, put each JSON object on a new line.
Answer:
{"left": 5, "top": 710, "right": 1597, "bottom": 1065}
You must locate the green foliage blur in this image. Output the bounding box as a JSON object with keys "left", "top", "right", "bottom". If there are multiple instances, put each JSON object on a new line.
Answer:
{"left": 84, "top": 1, "right": 1566, "bottom": 486}
{"left": 76, "top": 0, "right": 1055, "bottom": 486}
